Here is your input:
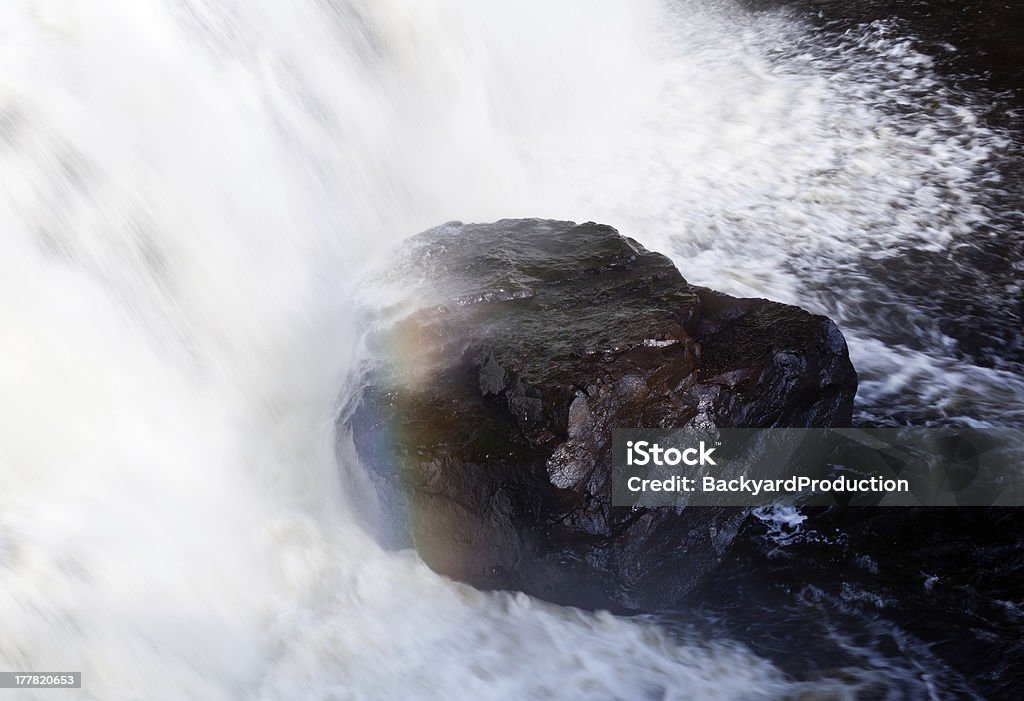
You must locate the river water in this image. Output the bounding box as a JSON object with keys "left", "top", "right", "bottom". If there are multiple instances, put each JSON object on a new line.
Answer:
{"left": 1, "top": 1, "right": 1020, "bottom": 698}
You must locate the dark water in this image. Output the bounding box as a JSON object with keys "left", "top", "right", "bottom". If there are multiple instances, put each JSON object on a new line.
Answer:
{"left": 661, "top": 2, "right": 1024, "bottom": 698}
{"left": 766, "top": 0, "right": 1024, "bottom": 381}
{"left": 747, "top": 0, "right": 1024, "bottom": 110}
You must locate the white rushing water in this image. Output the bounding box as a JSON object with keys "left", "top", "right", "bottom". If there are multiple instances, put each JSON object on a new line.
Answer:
{"left": 0, "top": 0, "right": 1013, "bottom": 698}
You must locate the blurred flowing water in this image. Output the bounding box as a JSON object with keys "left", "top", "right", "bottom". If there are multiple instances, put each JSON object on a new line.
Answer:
{"left": 0, "top": 0, "right": 1020, "bottom": 698}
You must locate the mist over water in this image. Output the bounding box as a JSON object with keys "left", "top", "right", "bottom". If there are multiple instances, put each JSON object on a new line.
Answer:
{"left": 0, "top": 0, "right": 1018, "bottom": 698}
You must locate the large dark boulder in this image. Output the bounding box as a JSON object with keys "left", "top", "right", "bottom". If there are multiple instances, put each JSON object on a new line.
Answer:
{"left": 343, "top": 218, "right": 857, "bottom": 611}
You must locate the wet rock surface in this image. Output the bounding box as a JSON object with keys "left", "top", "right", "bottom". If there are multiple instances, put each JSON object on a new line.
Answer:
{"left": 345, "top": 218, "right": 857, "bottom": 611}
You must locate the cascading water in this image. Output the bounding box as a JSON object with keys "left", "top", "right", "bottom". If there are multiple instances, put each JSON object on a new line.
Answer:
{"left": 1, "top": 0, "right": 1018, "bottom": 698}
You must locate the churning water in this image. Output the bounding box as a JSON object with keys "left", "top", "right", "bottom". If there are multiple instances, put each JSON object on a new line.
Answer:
{"left": 1, "top": 0, "right": 1019, "bottom": 698}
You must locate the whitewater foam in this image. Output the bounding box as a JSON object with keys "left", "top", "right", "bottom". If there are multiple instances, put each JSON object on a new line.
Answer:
{"left": 0, "top": 0, "right": 1014, "bottom": 698}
